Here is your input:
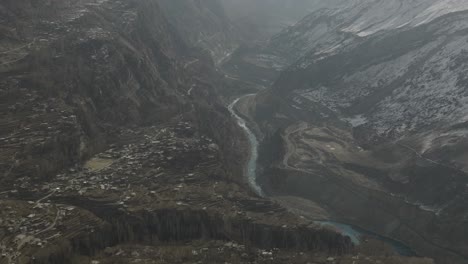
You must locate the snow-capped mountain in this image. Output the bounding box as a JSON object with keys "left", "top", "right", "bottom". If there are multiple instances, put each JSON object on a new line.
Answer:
{"left": 269, "top": 0, "right": 468, "bottom": 63}
{"left": 337, "top": 0, "right": 468, "bottom": 37}
{"left": 262, "top": 2, "right": 468, "bottom": 189}
{"left": 271, "top": 9, "right": 468, "bottom": 148}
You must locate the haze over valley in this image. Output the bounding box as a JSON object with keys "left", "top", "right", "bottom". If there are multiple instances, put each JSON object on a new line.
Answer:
{"left": 0, "top": 1, "right": 467, "bottom": 263}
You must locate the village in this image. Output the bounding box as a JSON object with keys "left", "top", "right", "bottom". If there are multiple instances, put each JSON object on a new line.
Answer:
{"left": 1, "top": 120, "right": 339, "bottom": 263}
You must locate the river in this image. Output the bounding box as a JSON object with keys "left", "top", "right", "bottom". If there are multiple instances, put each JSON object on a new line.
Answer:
{"left": 228, "top": 95, "right": 264, "bottom": 197}
{"left": 314, "top": 221, "right": 417, "bottom": 256}
{"left": 228, "top": 95, "right": 416, "bottom": 256}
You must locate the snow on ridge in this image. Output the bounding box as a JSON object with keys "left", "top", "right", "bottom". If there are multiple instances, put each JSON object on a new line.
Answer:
{"left": 412, "top": 0, "right": 468, "bottom": 27}
{"left": 271, "top": 0, "right": 468, "bottom": 63}
{"left": 341, "top": 0, "right": 468, "bottom": 37}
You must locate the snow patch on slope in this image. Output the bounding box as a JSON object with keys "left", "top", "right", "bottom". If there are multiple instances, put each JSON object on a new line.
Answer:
{"left": 341, "top": 0, "right": 468, "bottom": 37}
{"left": 270, "top": 0, "right": 468, "bottom": 63}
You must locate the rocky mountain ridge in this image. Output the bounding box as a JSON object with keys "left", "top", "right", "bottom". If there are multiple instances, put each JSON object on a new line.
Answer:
{"left": 268, "top": 0, "right": 468, "bottom": 64}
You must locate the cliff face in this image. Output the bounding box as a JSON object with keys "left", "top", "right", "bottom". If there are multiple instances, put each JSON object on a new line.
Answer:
{"left": 158, "top": 0, "right": 240, "bottom": 64}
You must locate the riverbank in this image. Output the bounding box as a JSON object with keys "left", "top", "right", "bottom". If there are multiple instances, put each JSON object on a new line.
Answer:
{"left": 228, "top": 94, "right": 427, "bottom": 259}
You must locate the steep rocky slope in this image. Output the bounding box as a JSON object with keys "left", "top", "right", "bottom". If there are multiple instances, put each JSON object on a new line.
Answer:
{"left": 268, "top": 0, "right": 468, "bottom": 64}
{"left": 0, "top": 0, "right": 195, "bottom": 184}
{"left": 252, "top": 2, "right": 468, "bottom": 264}
{"left": 158, "top": 0, "right": 240, "bottom": 64}
{"left": 222, "top": 0, "right": 468, "bottom": 87}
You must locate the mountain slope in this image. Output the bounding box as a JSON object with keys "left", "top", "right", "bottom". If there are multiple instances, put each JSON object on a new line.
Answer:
{"left": 158, "top": 0, "right": 240, "bottom": 64}
{"left": 268, "top": 0, "right": 468, "bottom": 64}
{"left": 0, "top": 0, "right": 194, "bottom": 183}
{"left": 0, "top": 1, "right": 362, "bottom": 263}
{"left": 253, "top": 4, "right": 468, "bottom": 264}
